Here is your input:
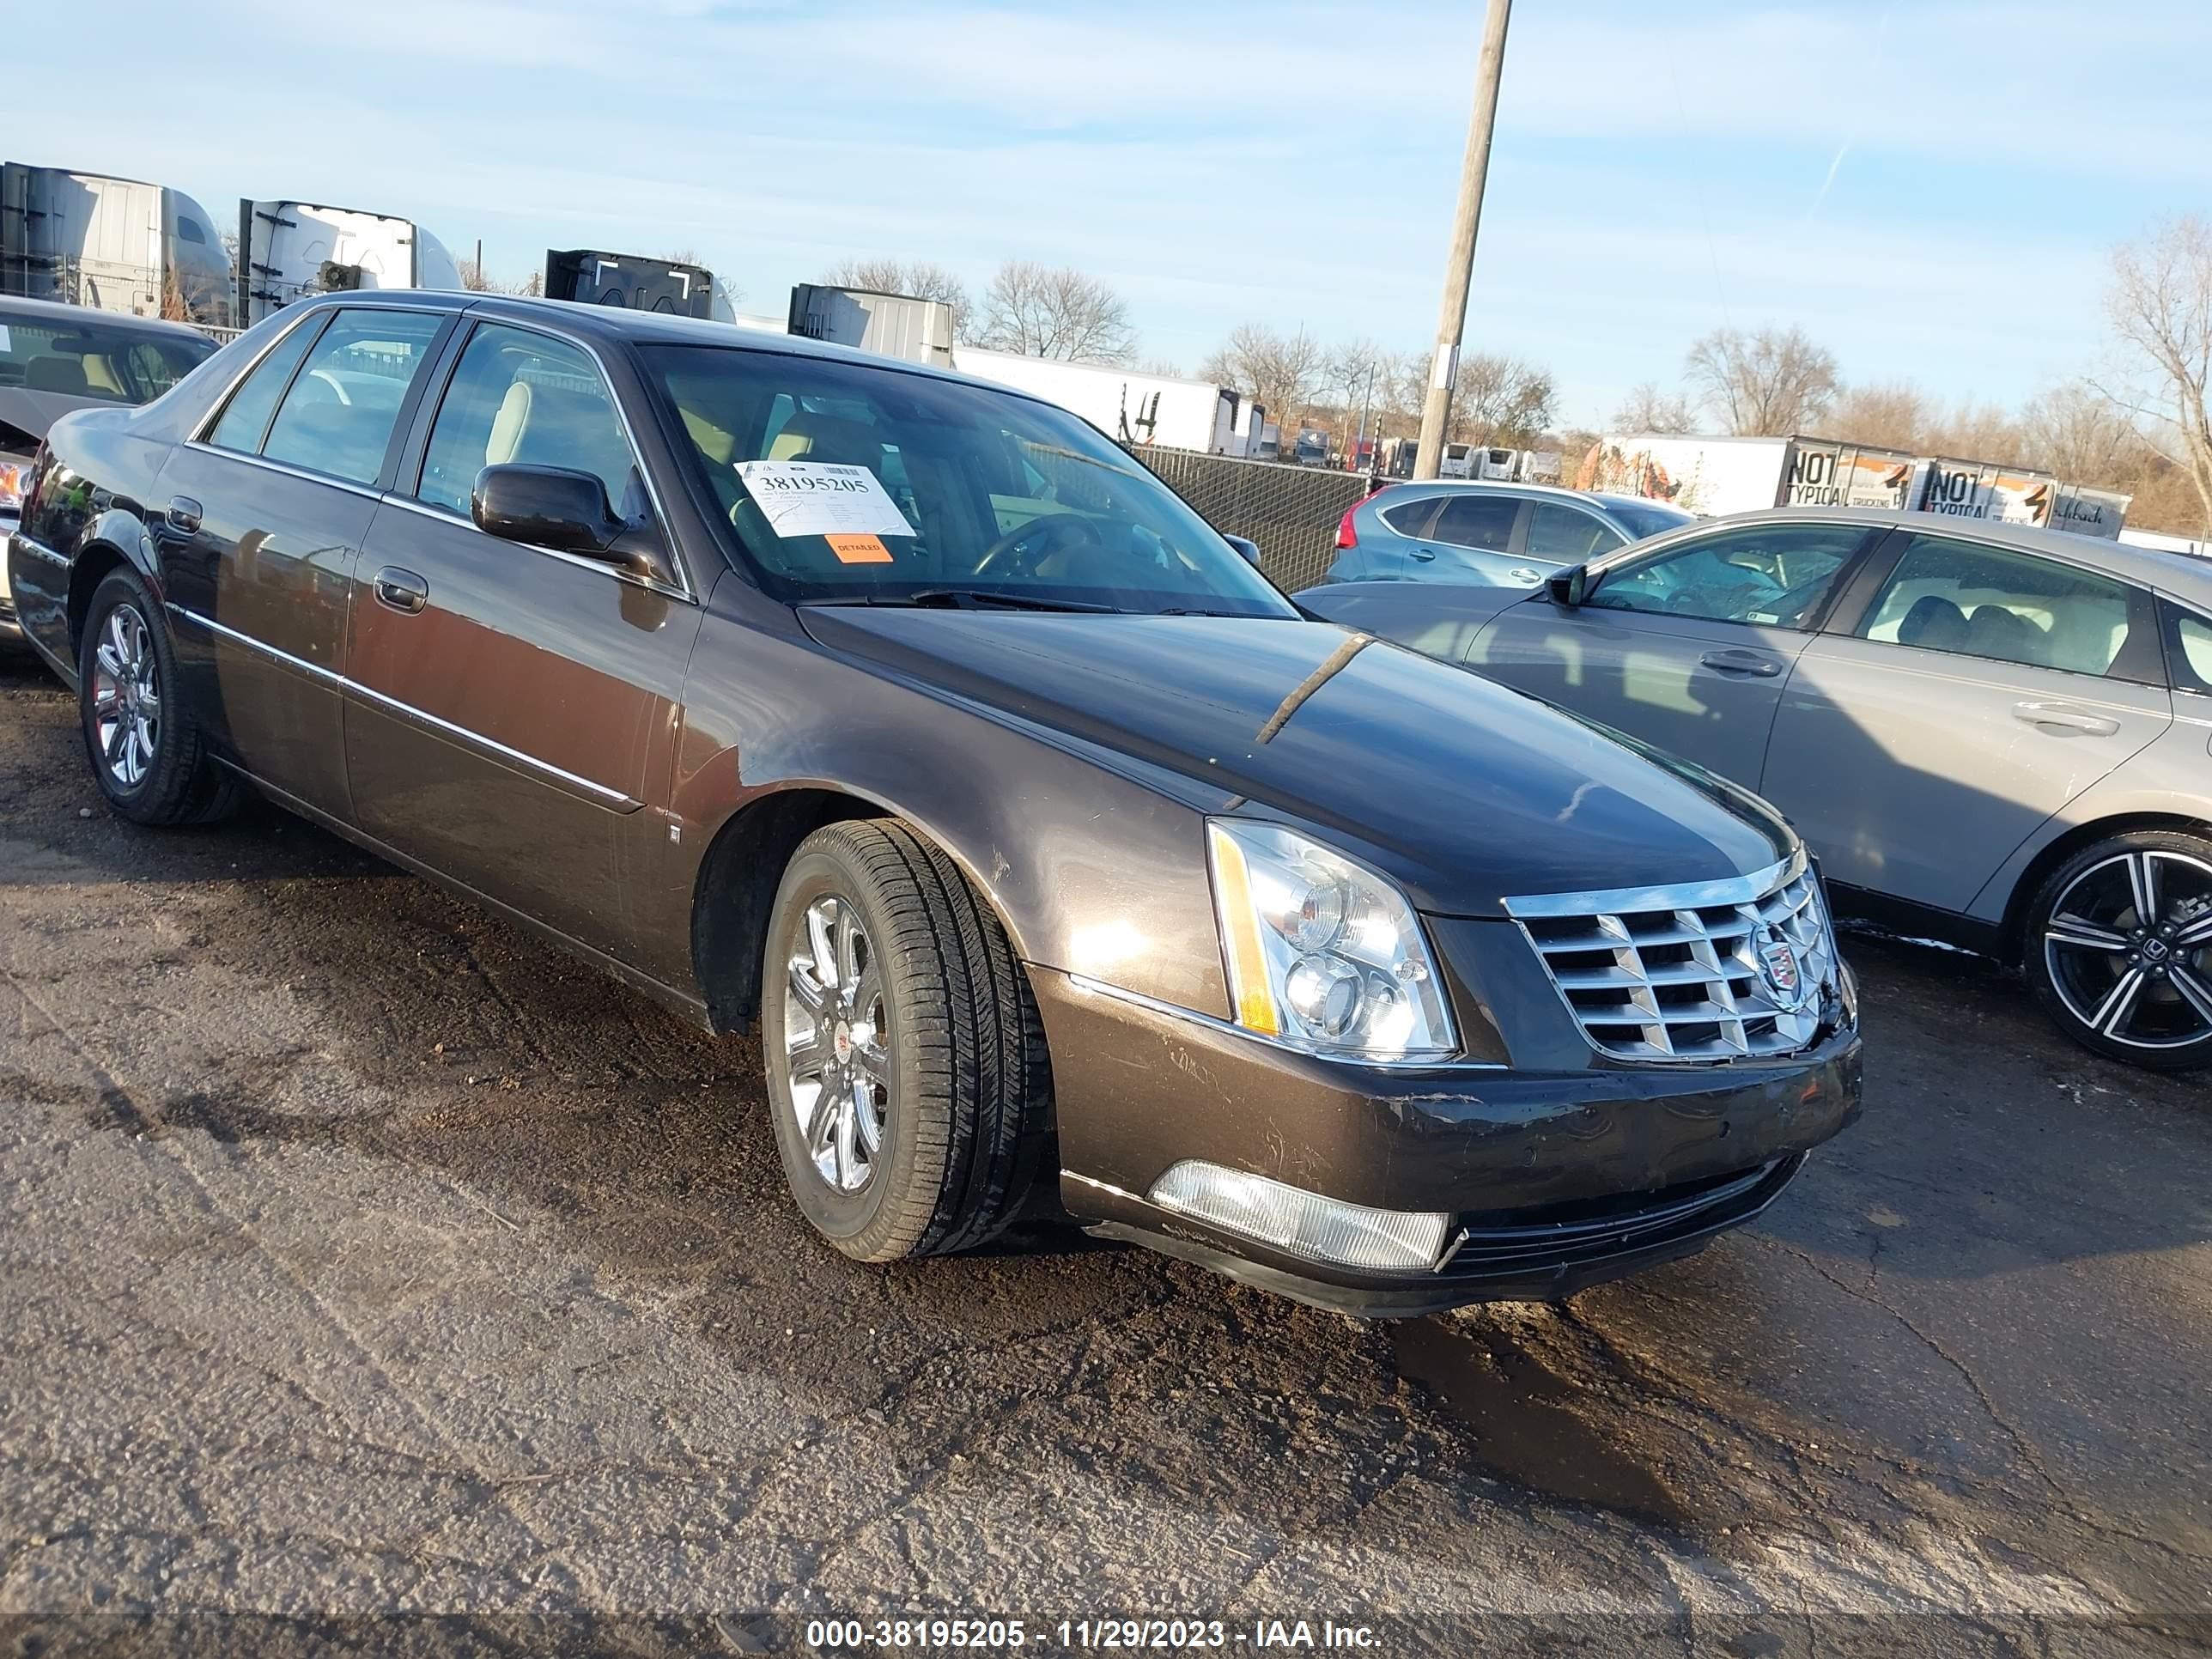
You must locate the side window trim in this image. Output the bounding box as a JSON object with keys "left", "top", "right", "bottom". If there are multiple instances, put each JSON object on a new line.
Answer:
{"left": 366, "top": 311, "right": 462, "bottom": 493}
{"left": 1818, "top": 527, "right": 1908, "bottom": 636}
{"left": 193, "top": 307, "right": 336, "bottom": 452}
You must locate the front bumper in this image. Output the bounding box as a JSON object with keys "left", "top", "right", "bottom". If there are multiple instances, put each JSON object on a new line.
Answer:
{"left": 1035, "top": 965, "right": 1862, "bottom": 1318}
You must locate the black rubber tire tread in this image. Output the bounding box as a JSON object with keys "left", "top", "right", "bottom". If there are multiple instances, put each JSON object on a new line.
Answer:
{"left": 2022, "top": 826, "right": 2212, "bottom": 1073}
{"left": 774, "top": 818, "right": 1052, "bottom": 1261}
{"left": 76, "top": 568, "right": 240, "bottom": 828}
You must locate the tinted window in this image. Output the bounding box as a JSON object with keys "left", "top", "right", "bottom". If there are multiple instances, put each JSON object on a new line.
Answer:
{"left": 0, "top": 312, "right": 214, "bottom": 404}
{"left": 1526, "top": 502, "right": 1623, "bottom": 562}
{"left": 174, "top": 216, "right": 208, "bottom": 246}
{"left": 1377, "top": 496, "right": 1437, "bottom": 538}
{"left": 259, "top": 309, "right": 445, "bottom": 486}
{"left": 1592, "top": 523, "right": 1864, "bottom": 628}
{"left": 1428, "top": 494, "right": 1516, "bottom": 552}
{"left": 208, "top": 316, "right": 325, "bottom": 452}
{"left": 417, "top": 324, "right": 638, "bottom": 518}
{"left": 647, "top": 344, "right": 1296, "bottom": 617}
{"left": 1860, "top": 535, "right": 2140, "bottom": 677}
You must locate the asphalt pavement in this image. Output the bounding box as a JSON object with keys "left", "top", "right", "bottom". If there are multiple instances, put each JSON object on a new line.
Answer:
{"left": 2, "top": 654, "right": 2208, "bottom": 1657}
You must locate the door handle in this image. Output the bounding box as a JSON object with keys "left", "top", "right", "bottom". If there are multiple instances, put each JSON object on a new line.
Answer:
{"left": 373, "top": 566, "right": 428, "bottom": 615}
{"left": 1409, "top": 547, "right": 1437, "bottom": 562}
{"left": 2013, "top": 701, "right": 2120, "bottom": 736}
{"left": 1698, "top": 649, "right": 1781, "bottom": 677}
{"left": 164, "top": 496, "right": 201, "bottom": 537}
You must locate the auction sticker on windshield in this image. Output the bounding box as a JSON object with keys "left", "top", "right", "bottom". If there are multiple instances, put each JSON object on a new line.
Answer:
{"left": 736, "top": 460, "right": 916, "bottom": 540}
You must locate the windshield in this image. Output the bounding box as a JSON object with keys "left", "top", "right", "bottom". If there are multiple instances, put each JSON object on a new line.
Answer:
{"left": 647, "top": 344, "right": 1298, "bottom": 617}
{"left": 0, "top": 312, "right": 215, "bottom": 404}
{"left": 1604, "top": 498, "right": 1698, "bottom": 540}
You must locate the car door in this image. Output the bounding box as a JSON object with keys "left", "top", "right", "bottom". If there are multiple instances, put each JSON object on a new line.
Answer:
{"left": 158, "top": 304, "right": 451, "bottom": 818}
{"left": 342, "top": 318, "right": 705, "bottom": 961}
{"left": 1409, "top": 490, "right": 1531, "bottom": 585}
{"left": 1761, "top": 531, "right": 2172, "bottom": 912}
{"left": 1466, "top": 520, "right": 1877, "bottom": 785}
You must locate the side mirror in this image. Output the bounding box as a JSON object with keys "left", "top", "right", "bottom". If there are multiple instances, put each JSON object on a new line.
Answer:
{"left": 472, "top": 464, "right": 623, "bottom": 556}
{"left": 1224, "top": 534, "right": 1264, "bottom": 569}
{"left": 1547, "top": 564, "right": 1589, "bottom": 606}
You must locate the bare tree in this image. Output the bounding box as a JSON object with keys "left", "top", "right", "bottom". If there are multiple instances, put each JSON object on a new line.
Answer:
{"left": 2106, "top": 216, "right": 2212, "bottom": 536}
{"left": 1819, "top": 381, "right": 1927, "bottom": 451}
{"left": 1449, "top": 353, "right": 1556, "bottom": 447}
{"left": 1684, "top": 325, "right": 1840, "bottom": 435}
{"left": 1611, "top": 381, "right": 1697, "bottom": 434}
{"left": 1200, "top": 324, "right": 1326, "bottom": 430}
{"left": 1922, "top": 403, "right": 2027, "bottom": 464}
{"left": 823, "top": 256, "right": 971, "bottom": 341}
{"left": 972, "top": 261, "right": 1134, "bottom": 364}
{"left": 2020, "top": 382, "right": 2145, "bottom": 482}
{"left": 1326, "top": 338, "right": 1386, "bottom": 448}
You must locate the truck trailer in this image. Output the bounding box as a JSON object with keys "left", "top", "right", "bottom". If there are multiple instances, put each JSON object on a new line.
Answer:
{"left": 238, "top": 200, "right": 462, "bottom": 325}
{"left": 547, "top": 249, "right": 733, "bottom": 319}
{"left": 0, "top": 163, "right": 234, "bottom": 327}
{"left": 1582, "top": 433, "right": 1921, "bottom": 517}
{"left": 952, "top": 347, "right": 1253, "bottom": 455}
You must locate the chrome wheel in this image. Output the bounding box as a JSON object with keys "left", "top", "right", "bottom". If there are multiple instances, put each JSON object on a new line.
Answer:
{"left": 781, "top": 895, "right": 889, "bottom": 1194}
{"left": 90, "top": 603, "right": 161, "bottom": 790}
{"left": 2043, "top": 850, "right": 2212, "bottom": 1051}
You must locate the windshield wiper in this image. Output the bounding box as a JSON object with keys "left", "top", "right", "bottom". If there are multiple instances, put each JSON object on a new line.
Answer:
{"left": 805, "top": 588, "right": 1127, "bottom": 614}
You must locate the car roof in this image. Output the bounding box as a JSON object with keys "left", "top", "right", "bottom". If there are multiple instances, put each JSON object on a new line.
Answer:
{"left": 1639, "top": 504, "right": 2212, "bottom": 603}
{"left": 0, "top": 295, "right": 215, "bottom": 342}
{"left": 283, "top": 289, "right": 1076, "bottom": 405}
{"left": 1376, "top": 479, "right": 1680, "bottom": 516}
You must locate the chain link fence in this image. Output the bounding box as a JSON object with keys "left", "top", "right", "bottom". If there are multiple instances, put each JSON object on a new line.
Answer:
{"left": 1127, "top": 445, "right": 1370, "bottom": 592}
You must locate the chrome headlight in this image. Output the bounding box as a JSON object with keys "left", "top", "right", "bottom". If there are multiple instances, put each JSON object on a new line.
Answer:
{"left": 1206, "top": 819, "right": 1456, "bottom": 1061}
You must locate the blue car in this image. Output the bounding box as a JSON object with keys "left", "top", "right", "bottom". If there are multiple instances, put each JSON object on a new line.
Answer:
{"left": 1317, "top": 482, "right": 1695, "bottom": 587}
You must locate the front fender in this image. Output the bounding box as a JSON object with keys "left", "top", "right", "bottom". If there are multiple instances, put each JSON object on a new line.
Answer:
{"left": 671, "top": 610, "right": 1234, "bottom": 1022}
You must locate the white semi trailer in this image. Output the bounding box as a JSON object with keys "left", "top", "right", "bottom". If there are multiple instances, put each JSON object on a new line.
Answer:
{"left": 952, "top": 348, "right": 1253, "bottom": 455}
{"left": 0, "top": 163, "right": 235, "bottom": 326}
{"left": 237, "top": 199, "right": 463, "bottom": 325}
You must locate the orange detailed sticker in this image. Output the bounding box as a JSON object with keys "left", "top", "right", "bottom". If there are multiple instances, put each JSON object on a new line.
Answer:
{"left": 826, "top": 534, "right": 893, "bottom": 564}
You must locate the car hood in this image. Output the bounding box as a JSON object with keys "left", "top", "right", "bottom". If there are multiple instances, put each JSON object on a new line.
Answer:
{"left": 797, "top": 607, "right": 1791, "bottom": 916}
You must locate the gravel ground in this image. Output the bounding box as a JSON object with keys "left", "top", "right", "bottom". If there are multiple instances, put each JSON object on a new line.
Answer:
{"left": 2, "top": 653, "right": 2209, "bottom": 1657}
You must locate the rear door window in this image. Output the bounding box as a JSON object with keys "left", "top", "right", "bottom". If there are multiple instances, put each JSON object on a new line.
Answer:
{"left": 1859, "top": 535, "right": 2144, "bottom": 678}
{"left": 208, "top": 316, "right": 326, "bottom": 453}
{"left": 1427, "top": 493, "right": 1518, "bottom": 552}
{"left": 258, "top": 308, "right": 446, "bottom": 486}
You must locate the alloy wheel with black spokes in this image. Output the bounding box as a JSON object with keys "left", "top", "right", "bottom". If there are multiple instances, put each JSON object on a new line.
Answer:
{"left": 761, "top": 818, "right": 1053, "bottom": 1263}
{"left": 2028, "top": 831, "right": 2212, "bottom": 1070}
{"left": 74, "top": 568, "right": 239, "bottom": 827}
{"left": 89, "top": 601, "right": 162, "bottom": 792}
{"left": 782, "top": 894, "right": 890, "bottom": 1195}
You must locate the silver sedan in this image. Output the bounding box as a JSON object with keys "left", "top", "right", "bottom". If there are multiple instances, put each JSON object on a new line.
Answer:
{"left": 1300, "top": 506, "right": 2212, "bottom": 1069}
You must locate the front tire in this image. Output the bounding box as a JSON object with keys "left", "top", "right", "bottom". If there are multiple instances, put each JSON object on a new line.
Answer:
{"left": 76, "top": 568, "right": 238, "bottom": 827}
{"left": 763, "top": 819, "right": 1051, "bottom": 1262}
{"left": 2024, "top": 829, "right": 2212, "bottom": 1071}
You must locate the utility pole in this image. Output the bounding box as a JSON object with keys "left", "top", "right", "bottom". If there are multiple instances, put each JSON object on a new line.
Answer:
{"left": 1413, "top": 0, "right": 1514, "bottom": 481}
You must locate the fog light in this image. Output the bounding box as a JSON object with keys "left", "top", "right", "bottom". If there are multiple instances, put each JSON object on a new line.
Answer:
{"left": 1148, "top": 1161, "right": 1450, "bottom": 1272}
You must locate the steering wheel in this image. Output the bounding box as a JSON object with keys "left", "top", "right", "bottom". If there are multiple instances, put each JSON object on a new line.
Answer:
{"left": 972, "top": 513, "right": 1104, "bottom": 581}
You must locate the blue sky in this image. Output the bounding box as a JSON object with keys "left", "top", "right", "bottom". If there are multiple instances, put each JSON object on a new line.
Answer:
{"left": 19, "top": 0, "right": 2210, "bottom": 427}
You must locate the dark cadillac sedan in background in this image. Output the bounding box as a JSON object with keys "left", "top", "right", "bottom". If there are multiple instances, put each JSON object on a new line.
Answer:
{"left": 6, "top": 293, "right": 1861, "bottom": 1316}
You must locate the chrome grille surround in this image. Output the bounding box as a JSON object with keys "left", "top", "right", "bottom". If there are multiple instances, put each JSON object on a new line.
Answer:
{"left": 1503, "top": 850, "right": 1838, "bottom": 1063}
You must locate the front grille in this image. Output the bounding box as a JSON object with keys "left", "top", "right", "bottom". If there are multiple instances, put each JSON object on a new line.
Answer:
{"left": 1504, "top": 852, "right": 1838, "bottom": 1062}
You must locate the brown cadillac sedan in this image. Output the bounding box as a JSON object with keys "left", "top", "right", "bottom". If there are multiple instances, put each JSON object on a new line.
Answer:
{"left": 7, "top": 293, "right": 1862, "bottom": 1316}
